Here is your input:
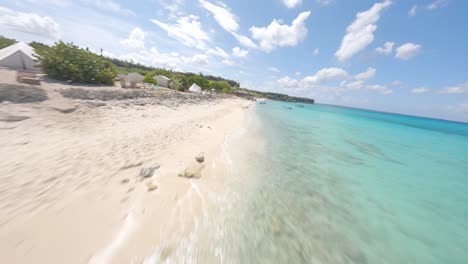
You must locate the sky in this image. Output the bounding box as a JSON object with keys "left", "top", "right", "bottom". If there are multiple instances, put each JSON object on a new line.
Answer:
{"left": 0, "top": 0, "right": 467, "bottom": 122}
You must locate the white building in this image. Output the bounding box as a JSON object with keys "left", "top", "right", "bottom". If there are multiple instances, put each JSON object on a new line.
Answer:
{"left": 155, "top": 75, "right": 170, "bottom": 88}
{"left": 0, "top": 42, "right": 39, "bottom": 71}
{"left": 189, "top": 83, "right": 202, "bottom": 93}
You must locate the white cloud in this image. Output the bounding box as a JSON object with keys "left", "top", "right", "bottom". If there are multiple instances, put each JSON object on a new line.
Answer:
{"left": 427, "top": 0, "right": 449, "bottom": 10}
{"left": 120, "top": 27, "right": 145, "bottom": 49}
{"left": 335, "top": 0, "right": 392, "bottom": 61}
{"left": 376, "top": 41, "right": 394, "bottom": 55}
{"left": 295, "top": 71, "right": 302, "bottom": 76}
{"left": 391, "top": 80, "right": 403, "bottom": 87}
{"left": 159, "top": 0, "right": 185, "bottom": 20}
{"left": 395, "top": 43, "right": 421, "bottom": 60}
{"left": 439, "top": 82, "right": 468, "bottom": 94}
{"left": 222, "top": 59, "right": 234, "bottom": 66}
{"left": 411, "top": 87, "right": 431, "bottom": 94}
{"left": 355, "top": 67, "right": 376, "bottom": 81}
{"left": 207, "top": 46, "right": 230, "bottom": 58}
{"left": 282, "top": 0, "right": 302, "bottom": 8}
{"left": 199, "top": 0, "right": 238, "bottom": 32}
{"left": 82, "top": 0, "right": 135, "bottom": 16}
{"left": 199, "top": 0, "right": 257, "bottom": 49}
{"left": 408, "top": 5, "right": 417, "bottom": 17}
{"left": 250, "top": 11, "right": 311, "bottom": 52}
{"left": 0, "top": 6, "right": 60, "bottom": 39}
{"left": 317, "top": 0, "right": 335, "bottom": 6}
{"left": 122, "top": 47, "right": 211, "bottom": 70}
{"left": 231, "top": 32, "right": 258, "bottom": 49}
{"left": 268, "top": 67, "right": 280, "bottom": 73}
{"left": 232, "top": 46, "right": 248, "bottom": 57}
{"left": 278, "top": 67, "right": 348, "bottom": 90}
{"left": 366, "top": 84, "right": 393, "bottom": 95}
{"left": 151, "top": 15, "right": 210, "bottom": 50}
{"left": 313, "top": 48, "right": 319, "bottom": 55}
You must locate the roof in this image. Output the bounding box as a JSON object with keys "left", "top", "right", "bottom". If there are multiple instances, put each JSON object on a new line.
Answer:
{"left": 155, "top": 75, "right": 170, "bottom": 80}
{"left": 0, "top": 42, "right": 37, "bottom": 61}
{"left": 189, "top": 83, "right": 202, "bottom": 92}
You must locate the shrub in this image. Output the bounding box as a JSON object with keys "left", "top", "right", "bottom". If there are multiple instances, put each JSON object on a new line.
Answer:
{"left": 143, "top": 73, "right": 158, "bottom": 85}
{"left": 37, "top": 41, "right": 117, "bottom": 85}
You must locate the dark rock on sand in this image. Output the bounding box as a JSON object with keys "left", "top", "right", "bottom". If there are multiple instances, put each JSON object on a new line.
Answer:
{"left": 195, "top": 153, "right": 205, "bottom": 163}
{"left": 139, "top": 165, "right": 160, "bottom": 178}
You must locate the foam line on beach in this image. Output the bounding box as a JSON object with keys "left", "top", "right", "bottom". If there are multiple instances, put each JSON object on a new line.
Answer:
{"left": 88, "top": 192, "right": 143, "bottom": 264}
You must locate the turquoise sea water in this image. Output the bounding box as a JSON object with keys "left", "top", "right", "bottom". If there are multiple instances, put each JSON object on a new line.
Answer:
{"left": 217, "top": 101, "right": 468, "bottom": 263}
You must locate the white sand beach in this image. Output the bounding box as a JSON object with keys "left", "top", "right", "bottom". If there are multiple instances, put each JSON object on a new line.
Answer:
{"left": 0, "top": 69, "right": 252, "bottom": 263}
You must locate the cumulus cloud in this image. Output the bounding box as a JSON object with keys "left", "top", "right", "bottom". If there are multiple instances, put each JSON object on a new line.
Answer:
{"left": 199, "top": 0, "right": 257, "bottom": 49}
{"left": 232, "top": 46, "right": 248, "bottom": 57}
{"left": 366, "top": 84, "right": 393, "bottom": 95}
{"left": 0, "top": 6, "right": 60, "bottom": 39}
{"left": 408, "top": 5, "right": 417, "bottom": 17}
{"left": 427, "top": 0, "right": 449, "bottom": 10}
{"left": 151, "top": 15, "right": 210, "bottom": 50}
{"left": 411, "top": 87, "right": 431, "bottom": 94}
{"left": 395, "top": 43, "right": 421, "bottom": 60}
{"left": 277, "top": 67, "right": 348, "bottom": 89}
{"left": 439, "top": 82, "right": 468, "bottom": 94}
{"left": 222, "top": 59, "right": 234, "bottom": 65}
{"left": 376, "top": 41, "right": 394, "bottom": 55}
{"left": 355, "top": 67, "right": 376, "bottom": 81}
{"left": 120, "top": 27, "right": 145, "bottom": 49}
{"left": 122, "top": 47, "right": 211, "bottom": 70}
{"left": 282, "top": 0, "right": 302, "bottom": 8}
{"left": 250, "top": 11, "right": 311, "bottom": 52}
{"left": 335, "top": 0, "right": 392, "bottom": 61}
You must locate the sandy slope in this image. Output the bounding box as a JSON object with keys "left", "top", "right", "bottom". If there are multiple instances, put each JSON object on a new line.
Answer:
{"left": 0, "top": 69, "right": 251, "bottom": 263}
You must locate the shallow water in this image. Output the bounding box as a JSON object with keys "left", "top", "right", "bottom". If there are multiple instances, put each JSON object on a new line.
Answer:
{"left": 219, "top": 101, "right": 468, "bottom": 263}
{"left": 151, "top": 101, "right": 468, "bottom": 263}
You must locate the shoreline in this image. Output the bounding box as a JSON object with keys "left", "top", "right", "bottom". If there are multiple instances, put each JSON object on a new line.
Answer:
{"left": 0, "top": 69, "right": 254, "bottom": 263}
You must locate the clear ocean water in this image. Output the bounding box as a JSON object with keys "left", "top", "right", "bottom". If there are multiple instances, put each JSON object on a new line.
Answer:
{"left": 214, "top": 100, "right": 468, "bottom": 263}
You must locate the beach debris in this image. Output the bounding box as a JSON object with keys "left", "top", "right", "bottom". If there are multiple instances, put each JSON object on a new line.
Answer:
{"left": 178, "top": 163, "right": 205, "bottom": 179}
{"left": 120, "top": 161, "right": 143, "bottom": 170}
{"left": 121, "top": 178, "right": 130, "bottom": 184}
{"left": 195, "top": 153, "right": 205, "bottom": 163}
{"left": 147, "top": 180, "right": 158, "bottom": 191}
{"left": 139, "top": 165, "right": 160, "bottom": 178}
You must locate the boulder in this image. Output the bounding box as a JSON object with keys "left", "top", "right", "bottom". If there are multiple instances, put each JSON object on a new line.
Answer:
{"left": 147, "top": 181, "right": 158, "bottom": 192}
{"left": 178, "top": 163, "right": 205, "bottom": 179}
{"left": 195, "top": 153, "right": 205, "bottom": 163}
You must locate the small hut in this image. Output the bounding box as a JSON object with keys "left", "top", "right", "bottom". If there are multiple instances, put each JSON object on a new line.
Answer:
{"left": 189, "top": 83, "right": 202, "bottom": 93}
{"left": 155, "top": 75, "right": 170, "bottom": 88}
{"left": 125, "top": 73, "right": 144, "bottom": 88}
{"left": 0, "top": 42, "right": 39, "bottom": 71}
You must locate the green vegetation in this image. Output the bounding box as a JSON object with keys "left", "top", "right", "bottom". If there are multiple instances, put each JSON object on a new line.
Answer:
{"left": 37, "top": 42, "right": 117, "bottom": 85}
{"left": 0, "top": 37, "right": 314, "bottom": 102}
{"left": 143, "top": 72, "right": 157, "bottom": 85}
{"left": 0, "top": 36, "right": 16, "bottom": 49}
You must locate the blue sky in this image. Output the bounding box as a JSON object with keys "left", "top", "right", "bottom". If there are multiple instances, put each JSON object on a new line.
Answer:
{"left": 0, "top": 0, "right": 467, "bottom": 122}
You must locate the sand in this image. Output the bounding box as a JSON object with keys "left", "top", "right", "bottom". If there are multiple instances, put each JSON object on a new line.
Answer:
{"left": 0, "top": 69, "right": 252, "bottom": 263}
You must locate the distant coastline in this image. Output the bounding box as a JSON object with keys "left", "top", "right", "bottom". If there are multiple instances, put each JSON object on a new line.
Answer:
{"left": 233, "top": 88, "right": 315, "bottom": 104}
